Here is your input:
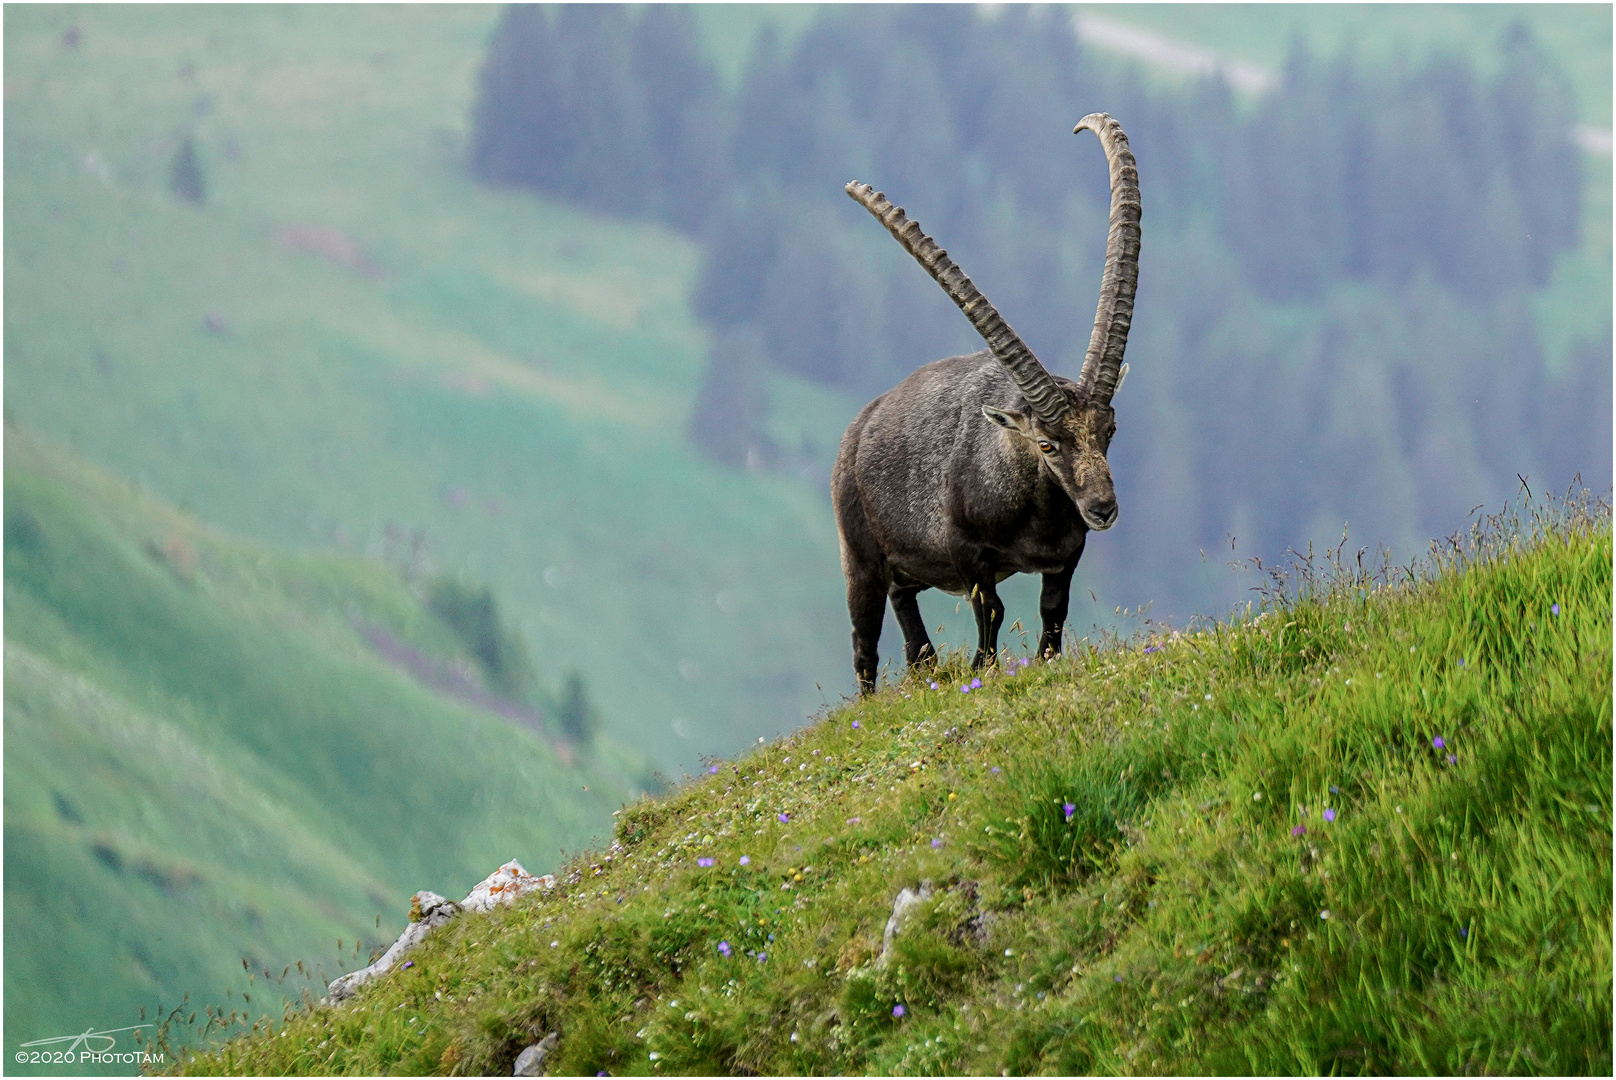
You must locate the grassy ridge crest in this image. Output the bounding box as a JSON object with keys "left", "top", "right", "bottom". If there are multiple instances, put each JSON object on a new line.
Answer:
{"left": 174, "top": 494, "right": 1611, "bottom": 1075}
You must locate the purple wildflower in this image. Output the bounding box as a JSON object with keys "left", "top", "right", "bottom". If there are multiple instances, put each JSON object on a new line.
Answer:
{"left": 1329, "top": 785, "right": 1340, "bottom": 794}
{"left": 1114, "top": 974, "right": 1123, "bottom": 982}
{"left": 1144, "top": 645, "right": 1159, "bottom": 654}
{"left": 892, "top": 1004, "right": 906, "bottom": 1018}
{"left": 931, "top": 838, "right": 944, "bottom": 849}
{"left": 1447, "top": 753, "right": 1457, "bottom": 765}
{"left": 991, "top": 766, "right": 1000, "bottom": 775}
{"left": 1460, "top": 926, "right": 1469, "bottom": 938}
{"left": 1551, "top": 603, "right": 1560, "bottom": 616}
{"left": 709, "top": 765, "right": 720, "bottom": 774}
{"left": 1292, "top": 825, "right": 1306, "bottom": 837}
{"left": 852, "top": 720, "right": 861, "bottom": 729}
{"left": 401, "top": 960, "right": 414, "bottom": 969}
{"left": 971, "top": 677, "right": 982, "bottom": 689}
{"left": 1063, "top": 802, "right": 1077, "bottom": 823}
{"left": 1019, "top": 657, "right": 1032, "bottom": 667}
{"left": 1323, "top": 808, "right": 1336, "bottom": 823}
{"left": 697, "top": 857, "right": 715, "bottom": 868}
{"left": 739, "top": 855, "right": 751, "bottom": 866}
{"left": 778, "top": 813, "right": 790, "bottom": 823}
{"left": 1433, "top": 736, "right": 1446, "bottom": 749}
{"left": 718, "top": 940, "right": 732, "bottom": 957}
{"left": 960, "top": 684, "right": 971, "bottom": 693}
{"left": 757, "top": 952, "right": 767, "bottom": 963}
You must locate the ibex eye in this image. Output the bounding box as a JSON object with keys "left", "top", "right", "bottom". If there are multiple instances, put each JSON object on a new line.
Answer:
{"left": 1038, "top": 441, "right": 1055, "bottom": 454}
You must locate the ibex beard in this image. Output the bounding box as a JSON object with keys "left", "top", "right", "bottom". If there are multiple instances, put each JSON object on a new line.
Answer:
{"left": 833, "top": 113, "right": 1141, "bottom": 696}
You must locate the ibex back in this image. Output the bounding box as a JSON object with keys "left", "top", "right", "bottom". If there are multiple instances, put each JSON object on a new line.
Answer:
{"left": 832, "top": 113, "right": 1141, "bottom": 695}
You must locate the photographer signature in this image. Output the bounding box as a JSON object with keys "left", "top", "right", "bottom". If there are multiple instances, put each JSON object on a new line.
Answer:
{"left": 20, "top": 1024, "right": 152, "bottom": 1053}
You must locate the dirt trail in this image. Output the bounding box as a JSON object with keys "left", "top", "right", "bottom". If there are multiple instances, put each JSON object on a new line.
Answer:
{"left": 353, "top": 616, "right": 575, "bottom": 765}
{"left": 1072, "top": 13, "right": 1277, "bottom": 95}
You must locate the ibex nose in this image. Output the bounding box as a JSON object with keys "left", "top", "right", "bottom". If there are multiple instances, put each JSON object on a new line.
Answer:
{"left": 1086, "top": 498, "right": 1118, "bottom": 531}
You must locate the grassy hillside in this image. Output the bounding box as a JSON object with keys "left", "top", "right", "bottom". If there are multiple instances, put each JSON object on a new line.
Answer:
{"left": 3, "top": 425, "right": 650, "bottom": 1071}
{"left": 173, "top": 494, "right": 1610, "bottom": 1075}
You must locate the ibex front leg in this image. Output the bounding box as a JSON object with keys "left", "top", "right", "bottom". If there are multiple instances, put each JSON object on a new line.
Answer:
{"left": 968, "top": 580, "right": 1005, "bottom": 669}
{"left": 1039, "top": 545, "right": 1083, "bottom": 658}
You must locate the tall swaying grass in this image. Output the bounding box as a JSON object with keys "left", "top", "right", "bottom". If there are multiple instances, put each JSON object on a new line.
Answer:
{"left": 171, "top": 489, "right": 1610, "bottom": 1076}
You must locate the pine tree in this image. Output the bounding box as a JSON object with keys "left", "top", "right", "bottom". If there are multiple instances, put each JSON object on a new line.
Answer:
{"left": 686, "top": 324, "right": 776, "bottom": 467}
{"left": 169, "top": 135, "right": 205, "bottom": 205}
{"left": 557, "top": 671, "right": 599, "bottom": 746}
{"left": 633, "top": 4, "right": 725, "bottom": 231}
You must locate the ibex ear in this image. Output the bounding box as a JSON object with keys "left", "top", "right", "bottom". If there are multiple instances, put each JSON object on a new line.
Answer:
{"left": 982, "top": 405, "right": 1034, "bottom": 436}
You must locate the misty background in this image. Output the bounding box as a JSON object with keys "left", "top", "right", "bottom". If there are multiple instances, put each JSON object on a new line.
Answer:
{"left": 3, "top": 4, "right": 1609, "bottom": 1067}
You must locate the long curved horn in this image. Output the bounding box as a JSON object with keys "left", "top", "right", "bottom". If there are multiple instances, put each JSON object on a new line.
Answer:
{"left": 1073, "top": 113, "right": 1141, "bottom": 406}
{"left": 846, "top": 181, "right": 1068, "bottom": 424}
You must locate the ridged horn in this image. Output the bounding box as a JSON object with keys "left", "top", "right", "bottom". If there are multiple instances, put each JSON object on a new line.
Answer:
{"left": 1073, "top": 113, "right": 1141, "bottom": 407}
{"left": 845, "top": 181, "right": 1069, "bottom": 424}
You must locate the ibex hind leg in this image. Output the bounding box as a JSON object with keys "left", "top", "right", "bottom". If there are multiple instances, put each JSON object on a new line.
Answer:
{"left": 888, "top": 583, "right": 935, "bottom": 669}
{"left": 968, "top": 580, "right": 1005, "bottom": 669}
{"left": 833, "top": 443, "right": 889, "bottom": 695}
{"left": 848, "top": 574, "right": 886, "bottom": 695}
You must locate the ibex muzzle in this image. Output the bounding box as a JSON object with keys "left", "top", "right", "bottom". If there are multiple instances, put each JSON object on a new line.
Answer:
{"left": 832, "top": 113, "right": 1141, "bottom": 695}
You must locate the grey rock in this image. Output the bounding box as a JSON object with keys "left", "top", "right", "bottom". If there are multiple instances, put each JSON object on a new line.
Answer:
{"left": 327, "top": 891, "right": 461, "bottom": 1002}
{"left": 462, "top": 860, "right": 555, "bottom": 912}
{"left": 324, "top": 860, "right": 553, "bottom": 1004}
{"left": 878, "top": 880, "right": 933, "bottom": 966}
{"left": 513, "top": 1031, "right": 558, "bottom": 1076}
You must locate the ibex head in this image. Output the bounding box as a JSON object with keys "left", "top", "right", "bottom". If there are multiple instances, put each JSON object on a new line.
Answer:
{"left": 981, "top": 388, "right": 1120, "bottom": 529}
{"left": 847, "top": 112, "right": 1140, "bottom": 533}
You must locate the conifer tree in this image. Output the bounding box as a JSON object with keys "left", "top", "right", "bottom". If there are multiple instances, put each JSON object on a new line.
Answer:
{"left": 169, "top": 135, "right": 204, "bottom": 205}
{"left": 557, "top": 670, "right": 599, "bottom": 746}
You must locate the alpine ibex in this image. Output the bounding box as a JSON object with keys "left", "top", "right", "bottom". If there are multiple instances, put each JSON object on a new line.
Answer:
{"left": 832, "top": 113, "right": 1140, "bottom": 695}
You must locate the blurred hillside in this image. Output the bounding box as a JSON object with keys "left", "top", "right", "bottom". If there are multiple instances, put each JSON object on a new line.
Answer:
{"left": 3, "top": 425, "right": 652, "bottom": 1072}
{"left": 1070, "top": 3, "right": 1615, "bottom": 127}
{"left": 3, "top": 4, "right": 849, "bottom": 779}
